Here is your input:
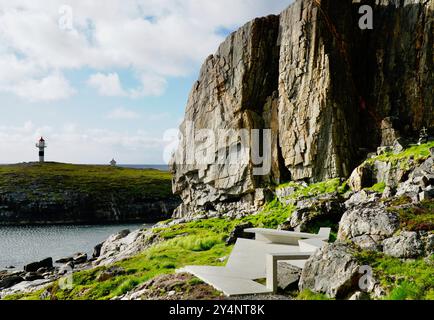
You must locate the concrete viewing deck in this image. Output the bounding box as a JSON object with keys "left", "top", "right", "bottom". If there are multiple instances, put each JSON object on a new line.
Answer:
{"left": 178, "top": 228, "right": 330, "bottom": 296}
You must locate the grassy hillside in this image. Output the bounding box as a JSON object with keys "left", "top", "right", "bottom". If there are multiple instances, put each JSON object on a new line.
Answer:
{"left": 0, "top": 162, "right": 173, "bottom": 201}
{"left": 0, "top": 162, "right": 178, "bottom": 224}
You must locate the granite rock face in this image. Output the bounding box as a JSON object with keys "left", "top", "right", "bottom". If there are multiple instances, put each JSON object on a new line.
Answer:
{"left": 382, "top": 232, "right": 425, "bottom": 259}
{"left": 171, "top": 15, "right": 282, "bottom": 217}
{"left": 172, "top": 0, "right": 434, "bottom": 216}
{"left": 338, "top": 202, "right": 400, "bottom": 248}
{"left": 278, "top": 0, "right": 360, "bottom": 182}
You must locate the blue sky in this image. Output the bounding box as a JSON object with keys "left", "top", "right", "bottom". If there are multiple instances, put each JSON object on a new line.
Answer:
{"left": 0, "top": 0, "right": 291, "bottom": 164}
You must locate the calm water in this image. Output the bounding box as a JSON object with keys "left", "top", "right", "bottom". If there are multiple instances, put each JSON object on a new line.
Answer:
{"left": 0, "top": 224, "right": 150, "bottom": 270}
{"left": 119, "top": 164, "right": 169, "bottom": 171}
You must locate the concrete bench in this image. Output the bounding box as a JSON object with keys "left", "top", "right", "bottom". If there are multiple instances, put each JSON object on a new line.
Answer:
{"left": 179, "top": 228, "right": 329, "bottom": 296}
{"left": 245, "top": 227, "right": 331, "bottom": 245}
{"left": 265, "top": 252, "right": 313, "bottom": 292}
{"left": 265, "top": 238, "right": 327, "bottom": 292}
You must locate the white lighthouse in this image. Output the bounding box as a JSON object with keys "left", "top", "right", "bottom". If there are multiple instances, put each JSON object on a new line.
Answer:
{"left": 36, "top": 137, "right": 47, "bottom": 163}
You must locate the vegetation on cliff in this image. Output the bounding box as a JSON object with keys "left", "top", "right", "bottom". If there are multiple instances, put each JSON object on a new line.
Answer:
{"left": 355, "top": 251, "right": 434, "bottom": 300}
{"left": 365, "top": 141, "right": 434, "bottom": 169}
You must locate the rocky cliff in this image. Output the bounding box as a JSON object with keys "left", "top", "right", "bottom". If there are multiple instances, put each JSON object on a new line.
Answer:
{"left": 172, "top": 0, "right": 434, "bottom": 217}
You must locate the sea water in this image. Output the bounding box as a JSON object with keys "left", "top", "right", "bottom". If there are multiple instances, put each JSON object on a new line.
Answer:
{"left": 0, "top": 223, "right": 150, "bottom": 270}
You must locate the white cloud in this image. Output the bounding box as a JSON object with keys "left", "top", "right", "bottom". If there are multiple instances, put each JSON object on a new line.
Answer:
{"left": 0, "top": 0, "right": 291, "bottom": 101}
{"left": 0, "top": 55, "right": 75, "bottom": 102}
{"left": 0, "top": 121, "right": 166, "bottom": 164}
{"left": 130, "top": 73, "right": 167, "bottom": 97}
{"left": 87, "top": 72, "right": 167, "bottom": 98}
{"left": 107, "top": 107, "right": 140, "bottom": 120}
{"left": 6, "top": 73, "right": 76, "bottom": 102}
{"left": 87, "top": 73, "right": 126, "bottom": 97}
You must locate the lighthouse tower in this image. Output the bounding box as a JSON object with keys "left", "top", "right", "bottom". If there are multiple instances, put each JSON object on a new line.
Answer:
{"left": 36, "top": 137, "right": 47, "bottom": 163}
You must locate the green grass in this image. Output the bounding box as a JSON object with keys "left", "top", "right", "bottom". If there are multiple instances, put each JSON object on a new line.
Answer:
{"left": 243, "top": 198, "right": 295, "bottom": 228}
{"left": 277, "top": 178, "right": 348, "bottom": 201}
{"left": 365, "top": 141, "right": 434, "bottom": 170}
{"left": 296, "top": 289, "right": 333, "bottom": 300}
{"left": 355, "top": 251, "right": 434, "bottom": 300}
{"left": 0, "top": 162, "right": 174, "bottom": 201}
{"left": 365, "top": 182, "right": 386, "bottom": 194}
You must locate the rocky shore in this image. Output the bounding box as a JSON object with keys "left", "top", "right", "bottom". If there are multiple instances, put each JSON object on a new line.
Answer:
{"left": 0, "top": 227, "right": 148, "bottom": 298}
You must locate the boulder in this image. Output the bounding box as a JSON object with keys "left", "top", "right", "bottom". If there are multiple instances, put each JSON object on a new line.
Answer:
{"left": 277, "top": 262, "right": 301, "bottom": 291}
{"left": 396, "top": 180, "right": 422, "bottom": 201}
{"left": 392, "top": 139, "right": 408, "bottom": 154}
{"left": 284, "top": 195, "right": 344, "bottom": 232}
{"left": 72, "top": 253, "right": 88, "bottom": 264}
{"left": 0, "top": 275, "right": 24, "bottom": 290}
{"left": 24, "top": 272, "right": 44, "bottom": 282}
{"left": 425, "top": 234, "right": 434, "bottom": 255}
{"left": 96, "top": 229, "right": 144, "bottom": 266}
{"left": 373, "top": 160, "right": 408, "bottom": 188}
{"left": 59, "top": 262, "right": 74, "bottom": 275}
{"left": 299, "top": 243, "right": 361, "bottom": 299}
{"left": 345, "top": 190, "right": 380, "bottom": 209}
{"left": 99, "top": 229, "right": 131, "bottom": 256}
{"left": 349, "top": 166, "right": 372, "bottom": 192}
{"left": 383, "top": 232, "right": 425, "bottom": 259}
{"left": 24, "top": 258, "right": 53, "bottom": 273}
{"left": 225, "top": 222, "right": 254, "bottom": 245}
{"left": 351, "top": 235, "right": 383, "bottom": 252}
{"left": 92, "top": 242, "right": 104, "bottom": 259}
{"left": 112, "top": 229, "right": 131, "bottom": 241}
{"left": 338, "top": 204, "right": 400, "bottom": 248}
{"left": 55, "top": 257, "right": 74, "bottom": 264}
{"left": 413, "top": 157, "right": 434, "bottom": 178}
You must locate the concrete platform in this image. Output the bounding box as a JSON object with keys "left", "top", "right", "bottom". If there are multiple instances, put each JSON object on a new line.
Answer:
{"left": 178, "top": 239, "right": 303, "bottom": 296}
{"left": 179, "top": 229, "right": 329, "bottom": 296}
{"left": 180, "top": 268, "right": 272, "bottom": 296}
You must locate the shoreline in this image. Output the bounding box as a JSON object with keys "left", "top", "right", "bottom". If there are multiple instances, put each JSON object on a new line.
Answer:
{"left": 0, "top": 223, "right": 156, "bottom": 298}
{"left": 0, "top": 219, "right": 165, "bottom": 227}
{"left": 0, "top": 223, "right": 152, "bottom": 272}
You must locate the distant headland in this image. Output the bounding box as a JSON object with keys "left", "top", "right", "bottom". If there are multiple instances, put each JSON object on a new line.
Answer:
{"left": 0, "top": 162, "right": 179, "bottom": 225}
